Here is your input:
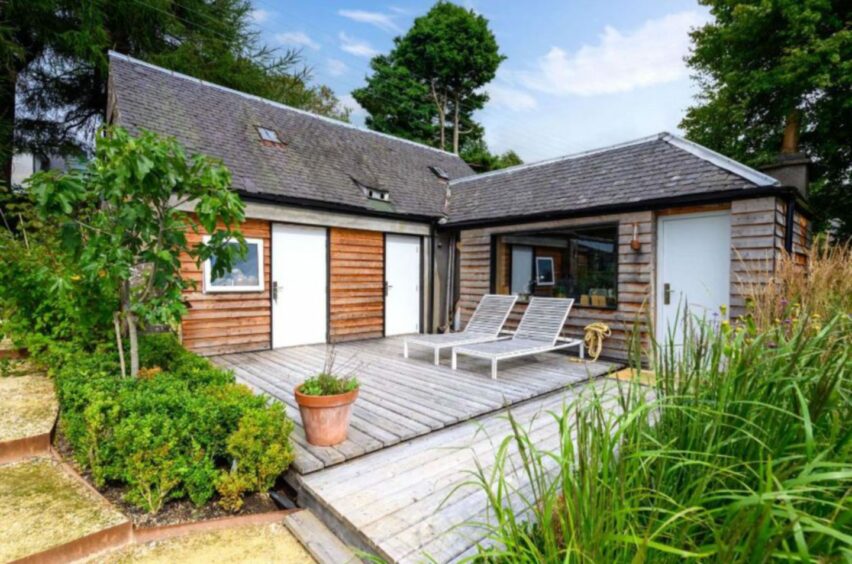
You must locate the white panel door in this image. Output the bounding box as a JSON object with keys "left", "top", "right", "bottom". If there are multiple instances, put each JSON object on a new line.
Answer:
{"left": 272, "top": 224, "right": 327, "bottom": 348}
{"left": 657, "top": 211, "right": 731, "bottom": 346}
{"left": 510, "top": 245, "right": 533, "bottom": 294}
{"left": 385, "top": 234, "right": 421, "bottom": 336}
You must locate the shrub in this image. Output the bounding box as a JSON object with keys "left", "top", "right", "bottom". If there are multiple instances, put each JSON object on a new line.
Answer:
{"left": 467, "top": 314, "right": 851, "bottom": 562}
{"left": 47, "top": 333, "right": 295, "bottom": 514}
{"left": 224, "top": 404, "right": 295, "bottom": 492}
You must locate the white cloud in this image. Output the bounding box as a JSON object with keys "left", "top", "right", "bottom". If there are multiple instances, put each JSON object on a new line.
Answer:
{"left": 339, "top": 32, "right": 379, "bottom": 58}
{"left": 339, "top": 94, "right": 367, "bottom": 120}
{"left": 250, "top": 9, "right": 271, "bottom": 24}
{"left": 520, "top": 11, "right": 708, "bottom": 96}
{"left": 327, "top": 58, "right": 348, "bottom": 77}
{"left": 338, "top": 9, "right": 401, "bottom": 33}
{"left": 486, "top": 83, "right": 537, "bottom": 111}
{"left": 275, "top": 31, "right": 320, "bottom": 50}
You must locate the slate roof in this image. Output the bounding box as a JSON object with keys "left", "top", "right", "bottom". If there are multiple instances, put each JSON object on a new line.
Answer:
{"left": 446, "top": 134, "right": 781, "bottom": 225}
{"left": 109, "top": 53, "right": 474, "bottom": 219}
{"left": 109, "top": 53, "right": 781, "bottom": 227}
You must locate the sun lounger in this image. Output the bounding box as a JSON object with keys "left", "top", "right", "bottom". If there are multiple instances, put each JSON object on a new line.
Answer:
{"left": 403, "top": 294, "right": 518, "bottom": 365}
{"left": 451, "top": 297, "right": 583, "bottom": 379}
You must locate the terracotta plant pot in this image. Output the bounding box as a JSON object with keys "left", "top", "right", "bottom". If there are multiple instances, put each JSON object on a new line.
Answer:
{"left": 294, "top": 386, "right": 359, "bottom": 446}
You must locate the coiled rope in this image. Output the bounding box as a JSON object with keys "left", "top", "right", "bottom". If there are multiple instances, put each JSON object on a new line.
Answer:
{"left": 583, "top": 322, "right": 611, "bottom": 361}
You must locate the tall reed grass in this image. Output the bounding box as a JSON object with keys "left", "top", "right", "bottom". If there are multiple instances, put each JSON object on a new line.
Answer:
{"left": 742, "top": 240, "right": 852, "bottom": 333}
{"left": 463, "top": 312, "right": 851, "bottom": 562}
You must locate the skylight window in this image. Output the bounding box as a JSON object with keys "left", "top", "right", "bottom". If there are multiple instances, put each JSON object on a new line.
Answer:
{"left": 256, "top": 126, "right": 282, "bottom": 144}
{"left": 429, "top": 165, "right": 450, "bottom": 180}
{"left": 353, "top": 178, "right": 390, "bottom": 202}
{"left": 367, "top": 187, "right": 390, "bottom": 202}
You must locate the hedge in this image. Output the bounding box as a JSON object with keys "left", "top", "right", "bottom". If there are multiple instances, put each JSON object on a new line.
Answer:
{"left": 38, "top": 333, "right": 294, "bottom": 514}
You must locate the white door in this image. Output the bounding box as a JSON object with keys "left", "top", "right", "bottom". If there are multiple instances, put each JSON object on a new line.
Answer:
{"left": 272, "top": 224, "right": 327, "bottom": 347}
{"left": 657, "top": 212, "right": 731, "bottom": 346}
{"left": 385, "top": 234, "right": 421, "bottom": 336}
{"left": 511, "top": 245, "right": 533, "bottom": 294}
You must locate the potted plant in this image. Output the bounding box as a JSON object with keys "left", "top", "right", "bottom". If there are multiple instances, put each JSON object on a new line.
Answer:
{"left": 294, "top": 350, "right": 360, "bottom": 446}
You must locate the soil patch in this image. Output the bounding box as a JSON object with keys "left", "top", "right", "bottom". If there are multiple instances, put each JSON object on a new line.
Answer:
{"left": 0, "top": 457, "right": 127, "bottom": 562}
{"left": 0, "top": 372, "right": 58, "bottom": 442}
{"left": 87, "top": 522, "right": 315, "bottom": 563}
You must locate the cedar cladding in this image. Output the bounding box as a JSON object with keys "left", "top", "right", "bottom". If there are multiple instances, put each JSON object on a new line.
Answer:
{"left": 458, "top": 211, "right": 654, "bottom": 362}
{"left": 329, "top": 228, "right": 385, "bottom": 342}
{"left": 180, "top": 218, "right": 272, "bottom": 356}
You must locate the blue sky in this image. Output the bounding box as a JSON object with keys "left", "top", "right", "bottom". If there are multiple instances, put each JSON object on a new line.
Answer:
{"left": 248, "top": 1, "right": 711, "bottom": 162}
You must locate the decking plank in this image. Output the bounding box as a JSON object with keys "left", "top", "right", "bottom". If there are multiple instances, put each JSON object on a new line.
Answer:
{"left": 295, "top": 379, "right": 633, "bottom": 563}
{"left": 212, "top": 336, "right": 614, "bottom": 476}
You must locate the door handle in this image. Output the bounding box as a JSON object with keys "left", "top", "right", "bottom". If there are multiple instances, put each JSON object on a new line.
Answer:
{"left": 272, "top": 281, "right": 278, "bottom": 303}
{"left": 663, "top": 283, "right": 672, "bottom": 305}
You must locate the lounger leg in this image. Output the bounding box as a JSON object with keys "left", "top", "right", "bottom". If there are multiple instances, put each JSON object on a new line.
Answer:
{"left": 403, "top": 340, "right": 408, "bottom": 359}
{"left": 491, "top": 358, "right": 498, "bottom": 380}
{"left": 434, "top": 348, "right": 440, "bottom": 366}
{"left": 451, "top": 351, "right": 458, "bottom": 370}
{"left": 579, "top": 342, "right": 584, "bottom": 361}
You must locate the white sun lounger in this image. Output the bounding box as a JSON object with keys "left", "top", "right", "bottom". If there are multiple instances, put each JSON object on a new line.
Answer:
{"left": 452, "top": 297, "right": 584, "bottom": 379}
{"left": 403, "top": 294, "right": 518, "bottom": 365}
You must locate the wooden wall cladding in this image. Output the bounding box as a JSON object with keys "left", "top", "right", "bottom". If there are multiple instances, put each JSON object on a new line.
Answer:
{"left": 329, "top": 228, "right": 385, "bottom": 343}
{"left": 180, "top": 218, "right": 272, "bottom": 356}
{"left": 457, "top": 211, "right": 654, "bottom": 363}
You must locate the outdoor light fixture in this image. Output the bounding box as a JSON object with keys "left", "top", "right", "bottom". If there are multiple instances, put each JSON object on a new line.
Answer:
{"left": 630, "top": 223, "right": 641, "bottom": 252}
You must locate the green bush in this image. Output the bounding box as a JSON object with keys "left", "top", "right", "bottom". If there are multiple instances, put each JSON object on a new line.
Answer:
{"left": 48, "top": 333, "right": 295, "bottom": 514}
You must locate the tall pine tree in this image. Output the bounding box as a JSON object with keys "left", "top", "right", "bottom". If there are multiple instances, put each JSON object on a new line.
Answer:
{"left": 353, "top": 1, "right": 504, "bottom": 154}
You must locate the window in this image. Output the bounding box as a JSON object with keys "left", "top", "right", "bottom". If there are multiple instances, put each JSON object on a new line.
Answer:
{"left": 256, "top": 126, "right": 282, "bottom": 144}
{"left": 354, "top": 179, "right": 390, "bottom": 202}
{"left": 204, "top": 237, "right": 264, "bottom": 293}
{"left": 494, "top": 225, "right": 618, "bottom": 308}
{"left": 429, "top": 165, "right": 450, "bottom": 180}
{"left": 535, "top": 257, "right": 555, "bottom": 285}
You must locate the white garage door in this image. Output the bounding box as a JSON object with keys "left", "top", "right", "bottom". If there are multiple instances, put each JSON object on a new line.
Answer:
{"left": 385, "top": 234, "right": 421, "bottom": 336}
{"left": 272, "top": 224, "right": 327, "bottom": 348}
{"left": 657, "top": 211, "right": 731, "bottom": 346}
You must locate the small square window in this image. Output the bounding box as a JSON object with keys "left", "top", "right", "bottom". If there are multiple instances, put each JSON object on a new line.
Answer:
{"left": 204, "top": 237, "right": 264, "bottom": 293}
{"left": 535, "top": 257, "right": 555, "bottom": 285}
{"left": 257, "top": 126, "right": 281, "bottom": 143}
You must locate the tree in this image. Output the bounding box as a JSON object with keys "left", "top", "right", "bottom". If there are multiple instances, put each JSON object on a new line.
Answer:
{"left": 0, "top": 0, "right": 348, "bottom": 188}
{"left": 460, "top": 138, "right": 523, "bottom": 172}
{"left": 29, "top": 127, "right": 245, "bottom": 377}
{"left": 353, "top": 1, "right": 504, "bottom": 153}
{"left": 682, "top": 0, "right": 851, "bottom": 238}
{"left": 354, "top": 54, "right": 437, "bottom": 146}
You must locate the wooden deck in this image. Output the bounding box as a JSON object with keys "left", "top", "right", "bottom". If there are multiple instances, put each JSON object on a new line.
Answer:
{"left": 292, "top": 378, "right": 627, "bottom": 562}
{"left": 213, "top": 336, "right": 614, "bottom": 475}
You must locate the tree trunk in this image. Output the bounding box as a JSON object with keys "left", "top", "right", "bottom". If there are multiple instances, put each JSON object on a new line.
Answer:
{"left": 113, "top": 312, "right": 126, "bottom": 378}
{"left": 452, "top": 97, "right": 460, "bottom": 154}
{"left": 430, "top": 82, "right": 446, "bottom": 151}
{"left": 781, "top": 110, "right": 801, "bottom": 154}
{"left": 0, "top": 70, "right": 17, "bottom": 188}
{"left": 121, "top": 280, "right": 139, "bottom": 377}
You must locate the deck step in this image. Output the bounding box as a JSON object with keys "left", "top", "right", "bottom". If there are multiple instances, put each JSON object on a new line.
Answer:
{"left": 284, "top": 509, "right": 360, "bottom": 564}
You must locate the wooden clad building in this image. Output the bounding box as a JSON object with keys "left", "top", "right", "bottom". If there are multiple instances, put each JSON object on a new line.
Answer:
{"left": 110, "top": 53, "right": 812, "bottom": 362}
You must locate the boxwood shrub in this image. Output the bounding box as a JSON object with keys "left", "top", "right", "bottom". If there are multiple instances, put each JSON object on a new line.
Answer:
{"left": 43, "top": 333, "right": 294, "bottom": 514}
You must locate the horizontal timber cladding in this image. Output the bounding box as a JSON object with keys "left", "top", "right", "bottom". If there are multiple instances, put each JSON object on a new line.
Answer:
{"left": 329, "top": 228, "right": 385, "bottom": 343}
{"left": 180, "top": 217, "right": 272, "bottom": 356}
{"left": 728, "top": 196, "right": 811, "bottom": 319}
{"left": 457, "top": 211, "right": 654, "bottom": 362}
